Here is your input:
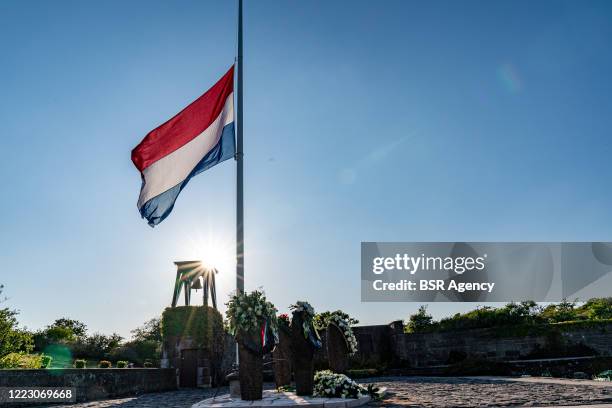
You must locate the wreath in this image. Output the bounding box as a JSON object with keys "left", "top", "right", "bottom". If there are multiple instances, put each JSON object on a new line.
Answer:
{"left": 327, "top": 312, "right": 358, "bottom": 355}
{"left": 290, "top": 301, "right": 322, "bottom": 349}
{"left": 226, "top": 290, "right": 279, "bottom": 353}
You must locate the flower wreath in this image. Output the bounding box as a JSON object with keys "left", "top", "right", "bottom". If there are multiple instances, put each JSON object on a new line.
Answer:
{"left": 226, "top": 290, "right": 279, "bottom": 353}
{"left": 313, "top": 370, "right": 365, "bottom": 399}
{"left": 290, "top": 301, "right": 322, "bottom": 349}
{"left": 327, "top": 311, "right": 358, "bottom": 355}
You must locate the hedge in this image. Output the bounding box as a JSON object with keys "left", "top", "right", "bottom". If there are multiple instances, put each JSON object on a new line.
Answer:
{"left": 0, "top": 353, "right": 42, "bottom": 369}
{"left": 492, "top": 319, "right": 612, "bottom": 338}
{"left": 161, "top": 306, "right": 224, "bottom": 350}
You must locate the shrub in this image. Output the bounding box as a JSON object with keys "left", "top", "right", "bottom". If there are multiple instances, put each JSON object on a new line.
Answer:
{"left": 73, "top": 359, "right": 86, "bottom": 368}
{"left": 40, "top": 355, "right": 53, "bottom": 368}
{"left": 404, "top": 298, "right": 612, "bottom": 335}
{"left": 405, "top": 306, "right": 433, "bottom": 333}
{"left": 71, "top": 333, "right": 123, "bottom": 360}
{"left": 110, "top": 339, "right": 160, "bottom": 366}
{"left": 98, "top": 360, "right": 111, "bottom": 368}
{"left": 406, "top": 301, "right": 544, "bottom": 333}
{"left": 39, "top": 344, "right": 72, "bottom": 368}
{"left": 0, "top": 353, "right": 42, "bottom": 369}
{"left": 577, "top": 298, "right": 612, "bottom": 320}
{"left": 116, "top": 360, "right": 128, "bottom": 368}
{"left": 144, "top": 360, "right": 153, "bottom": 368}
{"left": 541, "top": 299, "right": 578, "bottom": 323}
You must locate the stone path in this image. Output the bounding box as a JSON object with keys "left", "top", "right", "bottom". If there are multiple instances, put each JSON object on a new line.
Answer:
{"left": 42, "top": 377, "right": 612, "bottom": 407}
{"left": 363, "top": 376, "right": 612, "bottom": 407}
{"left": 44, "top": 387, "right": 229, "bottom": 408}
{"left": 191, "top": 389, "right": 371, "bottom": 407}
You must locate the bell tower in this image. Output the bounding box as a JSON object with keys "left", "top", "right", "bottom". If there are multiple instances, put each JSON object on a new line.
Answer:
{"left": 171, "top": 260, "right": 218, "bottom": 309}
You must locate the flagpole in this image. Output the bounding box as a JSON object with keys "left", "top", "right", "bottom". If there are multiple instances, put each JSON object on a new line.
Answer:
{"left": 231, "top": 0, "right": 245, "bottom": 375}
{"left": 236, "top": 0, "right": 244, "bottom": 296}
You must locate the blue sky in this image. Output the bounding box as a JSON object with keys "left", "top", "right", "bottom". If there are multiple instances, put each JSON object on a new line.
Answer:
{"left": 1, "top": 0, "right": 611, "bottom": 338}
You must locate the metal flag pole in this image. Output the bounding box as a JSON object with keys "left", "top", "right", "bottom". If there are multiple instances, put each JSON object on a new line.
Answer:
{"left": 236, "top": 0, "right": 244, "bottom": 296}
{"left": 233, "top": 0, "right": 244, "bottom": 373}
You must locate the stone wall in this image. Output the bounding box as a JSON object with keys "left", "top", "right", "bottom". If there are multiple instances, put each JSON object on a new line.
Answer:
{"left": 394, "top": 328, "right": 543, "bottom": 367}
{"left": 162, "top": 334, "right": 220, "bottom": 387}
{"left": 313, "top": 323, "right": 399, "bottom": 369}
{"left": 389, "top": 321, "right": 612, "bottom": 368}
{"left": 160, "top": 306, "right": 225, "bottom": 387}
{"left": 308, "top": 321, "right": 612, "bottom": 370}
{"left": 220, "top": 333, "right": 237, "bottom": 374}
{"left": 0, "top": 368, "right": 177, "bottom": 403}
{"left": 220, "top": 321, "right": 612, "bottom": 377}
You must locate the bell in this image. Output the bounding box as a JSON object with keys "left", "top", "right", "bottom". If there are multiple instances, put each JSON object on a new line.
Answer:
{"left": 191, "top": 277, "right": 202, "bottom": 290}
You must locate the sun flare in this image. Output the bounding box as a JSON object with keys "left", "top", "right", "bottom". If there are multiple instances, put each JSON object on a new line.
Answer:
{"left": 182, "top": 232, "right": 235, "bottom": 277}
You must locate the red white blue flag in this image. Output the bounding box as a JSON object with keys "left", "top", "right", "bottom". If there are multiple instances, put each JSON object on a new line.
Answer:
{"left": 131, "top": 66, "right": 235, "bottom": 226}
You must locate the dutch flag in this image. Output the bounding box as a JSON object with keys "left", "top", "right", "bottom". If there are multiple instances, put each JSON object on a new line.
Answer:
{"left": 131, "top": 66, "right": 236, "bottom": 226}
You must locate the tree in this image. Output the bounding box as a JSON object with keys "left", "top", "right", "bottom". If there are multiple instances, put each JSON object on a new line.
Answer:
{"left": 73, "top": 332, "right": 123, "bottom": 360}
{"left": 49, "top": 318, "right": 87, "bottom": 339}
{"left": 33, "top": 318, "right": 88, "bottom": 352}
{"left": 578, "top": 297, "right": 612, "bottom": 320}
{"left": 541, "top": 299, "right": 577, "bottom": 323}
{"left": 110, "top": 317, "right": 163, "bottom": 366}
{"left": 406, "top": 305, "right": 433, "bottom": 333}
{"left": 46, "top": 326, "right": 75, "bottom": 342}
{"left": 0, "top": 308, "right": 33, "bottom": 358}
{"left": 130, "top": 317, "right": 161, "bottom": 343}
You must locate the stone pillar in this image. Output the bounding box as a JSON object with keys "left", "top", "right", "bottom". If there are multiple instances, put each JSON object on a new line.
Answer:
{"left": 291, "top": 312, "right": 316, "bottom": 396}
{"left": 326, "top": 323, "right": 349, "bottom": 373}
{"left": 273, "top": 328, "right": 292, "bottom": 387}
{"left": 238, "top": 331, "right": 263, "bottom": 400}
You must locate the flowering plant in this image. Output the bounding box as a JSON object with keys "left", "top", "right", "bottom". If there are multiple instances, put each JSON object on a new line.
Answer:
{"left": 277, "top": 313, "right": 291, "bottom": 335}
{"left": 327, "top": 312, "right": 358, "bottom": 355}
{"left": 226, "top": 290, "right": 278, "bottom": 338}
{"left": 290, "top": 301, "right": 315, "bottom": 316}
{"left": 290, "top": 301, "right": 320, "bottom": 343}
{"left": 313, "top": 370, "right": 366, "bottom": 399}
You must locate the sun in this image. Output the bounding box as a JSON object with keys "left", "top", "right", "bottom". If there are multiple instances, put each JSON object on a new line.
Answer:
{"left": 182, "top": 232, "right": 235, "bottom": 276}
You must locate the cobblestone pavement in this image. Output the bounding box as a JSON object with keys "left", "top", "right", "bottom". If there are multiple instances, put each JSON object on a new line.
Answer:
{"left": 363, "top": 376, "right": 612, "bottom": 407}
{"left": 41, "top": 377, "right": 612, "bottom": 407}
{"left": 42, "top": 387, "right": 228, "bottom": 408}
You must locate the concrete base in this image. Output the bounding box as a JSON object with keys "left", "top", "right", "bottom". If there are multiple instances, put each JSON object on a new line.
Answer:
{"left": 192, "top": 390, "right": 371, "bottom": 408}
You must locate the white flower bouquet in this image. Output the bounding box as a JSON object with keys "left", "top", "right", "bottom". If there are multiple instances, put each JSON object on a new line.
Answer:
{"left": 226, "top": 290, "right": 278, "bottom": 340}
{"left": 313, "top": 370, "right": 366, "bottom": 399}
